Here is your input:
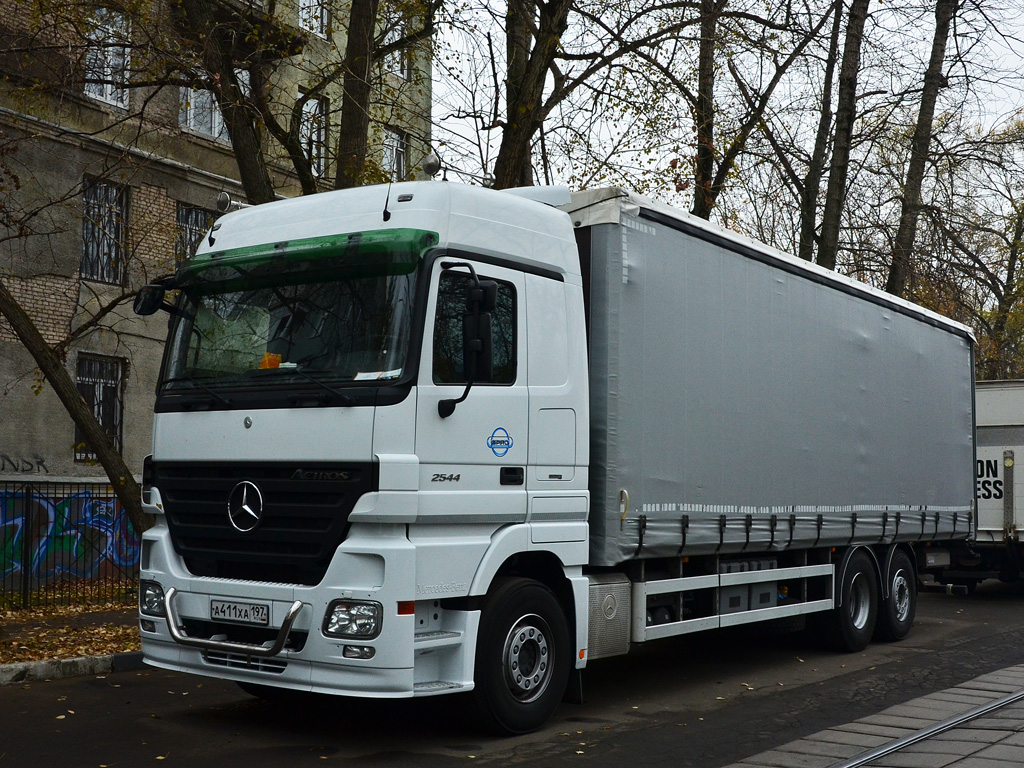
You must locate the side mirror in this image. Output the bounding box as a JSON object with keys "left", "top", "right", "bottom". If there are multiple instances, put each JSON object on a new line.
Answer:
{"left": 466, "top": 280, "right": 498, "bottom": 314}
{"left": 463, "top": 311, "right": 494, "bottom": 383}
{"left": 133, "top": 284, "right": 166, "bottom": 316}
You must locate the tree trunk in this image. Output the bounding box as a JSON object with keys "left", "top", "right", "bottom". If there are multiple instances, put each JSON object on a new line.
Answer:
{"left": 798, "top": 0, "right": 844, "bottom": 262}
{"left": 491, "top": 0, "right": 572, "bottom": 190}
{"left": 981, "top": 210, "right": 1024, "bottom": 379}
{"left": 0, "top": 278, "right": 148, "bottom": 534}
{"left": 817, "top": 0, "right": 870, "bottom": 271}
{"left": 335, "top": 0, "right": 380, "bottom": 189}
{"left": 884, "top": 0, "right": 956, "bottom": 297}
{"left": 172, "top": 0, "right": 278, "bottom": 205}
{"left": 690, "top": 0, "right": 721, "bottom": 220}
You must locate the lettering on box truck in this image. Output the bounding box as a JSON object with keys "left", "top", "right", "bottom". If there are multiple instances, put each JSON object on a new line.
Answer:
{"left": 976, "top": 458, "right": 1004, "bottom": 500}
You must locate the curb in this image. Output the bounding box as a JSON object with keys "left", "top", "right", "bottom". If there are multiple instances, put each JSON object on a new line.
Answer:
{"left": 0, "top": 651, "right": 145, "bottom": 686}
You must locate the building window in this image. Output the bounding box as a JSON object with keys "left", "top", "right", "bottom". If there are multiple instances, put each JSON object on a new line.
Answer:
{"left": 180, "top": 86, "right": 228, "bottom": 140}
{"left": 433, "top": 272, "right": 516, "bottom": 385}
{"left": 382, "top": 8, "right": 411, "bottom": 79}
{"left": 75, "top": 355, "right": 125, "bottom": 463}
{"left": 301, "top": 94, "right": 328, "bottom": 177}
{"left": 383, "top": 127, "right": 407, "bottom": 181}
{"left": 179, "top": 70, "right": 249, "bottom": 142}
{"left": 81, "top": 178, "right": 128, "bottom": 285}
{"left": 84, "top": 8, "right": 130, "bottom": 108}
{"left": 176, "top": 204, "right": 216, "bottom": 266}
{"left": 299, "top": 0, "right": 329, "bottom": 37}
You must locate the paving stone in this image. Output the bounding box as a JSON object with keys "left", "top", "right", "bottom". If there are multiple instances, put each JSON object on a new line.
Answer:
{"left": 726, "top": 749, "right": 833, "bottom": 768}
{"left": 997, "top": 731, "right": 1024, "bottom": 746}
{"left": 930, "top": 728, "right": 1014, "bottom": 744}
{"left": 973, "top": 743, "right": 1024, "bottom": 762}
{"left": 806, "top": 729, "right": 890, "bottom": 749}
{"left": 901, "top": 738, "right": 987, "bottom": 757}
{"left": 880, "top": 702, "right": 971, "bottom": 720}
{"left": 833, "top": 722, "right": 913, "bottom": 740}
{"left": 764, "top": 739, "right": 862, "bottom": 760}
{"left": 863, "top": 752, "right": 960, "bottom": 768}
{"left": 857, "top": 714, "right": 936, "bottom": 730}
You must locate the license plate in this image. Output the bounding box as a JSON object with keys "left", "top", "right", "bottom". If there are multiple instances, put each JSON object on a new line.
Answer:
{"left": 210, "top": 599, "right": 270, "bottom": 626}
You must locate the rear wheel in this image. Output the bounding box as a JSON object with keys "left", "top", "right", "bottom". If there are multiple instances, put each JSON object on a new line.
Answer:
{"left": 874, "top": 549, "right": 916, "bottom": 642}
{"left": 473, "top": 578, "right": 571, "bottom": 734}
{"left": 823, "top": 550, "right": 878, "bottom": 652}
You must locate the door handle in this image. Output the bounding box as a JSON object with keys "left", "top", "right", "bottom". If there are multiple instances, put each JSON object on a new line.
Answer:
{"left": 500, "top": 466, "right": 525, "bottom": 486}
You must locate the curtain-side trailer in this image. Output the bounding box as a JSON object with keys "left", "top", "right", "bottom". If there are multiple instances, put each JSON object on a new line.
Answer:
{"left": 133, "top": 182, "right": 976, "bottom": 734}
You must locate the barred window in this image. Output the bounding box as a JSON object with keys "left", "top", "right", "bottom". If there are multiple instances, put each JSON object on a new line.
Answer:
{"left": 84, "top": 8, "right": 130, "bottom": 108}
{"left": 75, "top": 355, "right": 125, "bottom": 463}
{"left": 301, "top": 94, "right": 328, "bottom": 177}
{"left": 299, "top": 0, "right": 329, "bottom": 37}
{"left": 383, "top": 127, "right": 407, "bottom": 181}
{"left": 176, "top": 204, "right": 216, "bottom": 266}
{"left": 81, "top": 178, "right": 128, "bottom": 285}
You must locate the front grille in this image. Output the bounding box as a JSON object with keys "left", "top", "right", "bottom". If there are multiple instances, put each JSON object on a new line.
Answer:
{"left": 155, "top": 462, "right": 378, "bottom": 585}
{"left": 203, "top": 651, "right": 289, "bottom": 674}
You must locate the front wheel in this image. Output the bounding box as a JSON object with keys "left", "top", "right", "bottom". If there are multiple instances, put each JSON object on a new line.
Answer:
{"left": 874, "top": 550, "right": 916, "bottom": 642}
{"left": 473, "top": 578, "right": 571, "bottom": 734}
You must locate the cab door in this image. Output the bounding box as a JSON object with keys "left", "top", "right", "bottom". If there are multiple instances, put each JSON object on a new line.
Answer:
{"left": 414, "top": 258, "right": 529, "bottom": 524}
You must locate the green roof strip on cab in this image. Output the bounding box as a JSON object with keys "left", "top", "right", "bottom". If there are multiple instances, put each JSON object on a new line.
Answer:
{"left": 183, "top": 228, "right": 440, "bottom": 275}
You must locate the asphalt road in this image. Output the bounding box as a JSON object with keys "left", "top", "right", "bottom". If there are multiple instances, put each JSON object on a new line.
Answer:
{"left": 3, "top": 581, "right": 1024, "bottom": 768}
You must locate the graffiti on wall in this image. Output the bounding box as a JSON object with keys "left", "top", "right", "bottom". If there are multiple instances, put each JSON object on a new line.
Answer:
{"left": 0, "top": 454, "right": 50, "bottom": 474}
{"left": 0, "top": 486, "right": 140, "bottom": 585}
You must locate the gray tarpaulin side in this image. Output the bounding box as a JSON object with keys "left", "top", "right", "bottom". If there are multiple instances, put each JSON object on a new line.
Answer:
{"left": 573, "top": 191, "right": 976, "bottom": 567}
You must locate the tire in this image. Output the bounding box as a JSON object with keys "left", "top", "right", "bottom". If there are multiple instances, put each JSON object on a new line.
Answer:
{"left": 473, "top": 577, "right": 571, "bottom": 735}
{"left": 874, "top": 550, "right": 916, "bottom": 642}
{"left": 824, "top": 550, "right": 879, "bottom": 652}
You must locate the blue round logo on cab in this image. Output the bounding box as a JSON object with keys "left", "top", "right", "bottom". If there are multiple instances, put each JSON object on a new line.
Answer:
{"left": 487, "top": 427, "right": 513, "bottom": 457}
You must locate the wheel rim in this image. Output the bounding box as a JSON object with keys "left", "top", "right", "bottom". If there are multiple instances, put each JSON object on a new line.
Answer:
{"left": 891, "top": 568, "right": 911, "bottom": 622}
{"left": 848, "top": 571, "right": 871, "bottom": 630}
{"left": 502, "top": 613, "right": 552, "bottom": 704}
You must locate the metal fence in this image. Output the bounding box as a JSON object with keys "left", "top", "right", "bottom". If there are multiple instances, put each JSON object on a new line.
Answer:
{"left": 0, "top": 480, "right": 140, "bottom": 609}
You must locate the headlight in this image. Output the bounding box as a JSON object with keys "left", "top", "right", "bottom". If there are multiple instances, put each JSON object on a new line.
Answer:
{"left": 139, "top": 580, "right": 166, "bottom": 617}
{"left": 322, "top": 600, "right": 382, "bottom": 639}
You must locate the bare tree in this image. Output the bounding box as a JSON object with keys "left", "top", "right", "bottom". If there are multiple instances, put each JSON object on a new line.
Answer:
{"left": 884, "top": 0, "right": 958, "bottom": 297}
{"left": 817, "top": 0, "right": 871, "bottom": 270}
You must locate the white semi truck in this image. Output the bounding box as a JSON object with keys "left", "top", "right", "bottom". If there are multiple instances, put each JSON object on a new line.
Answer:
{"left": 934, "top": 379, "right": 1024, "bottom": 590}
{"left": 133, "top": 182, "right": 976, "bottom": 733}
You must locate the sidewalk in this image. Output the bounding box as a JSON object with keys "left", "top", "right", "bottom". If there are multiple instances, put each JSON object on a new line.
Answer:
{"left": 722, "top": 664, "right": 1024, "bottom": 768}
{"left": 0, "top": 606, "right": 144, "bottom": 685}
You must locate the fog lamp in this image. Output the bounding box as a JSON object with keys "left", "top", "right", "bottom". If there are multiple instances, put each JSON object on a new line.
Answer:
{"left": 323, "top": 600, "right": 382, "bottom": 639}
{"left": 139, "top": 580, "right": 166, "bottom": 617}
{"left": 343, "top": 645, "right": 376, "bottom": 659}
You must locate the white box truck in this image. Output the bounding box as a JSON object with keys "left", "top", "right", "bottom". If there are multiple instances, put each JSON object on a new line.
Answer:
{"left": 934, "top": 379, "right": 1024, "bottom": 590}
{"left": 133, "top": 182, "right": 975, "bottom": 733}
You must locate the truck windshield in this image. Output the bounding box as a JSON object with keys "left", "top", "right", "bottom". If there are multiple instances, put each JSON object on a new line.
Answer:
{"left": 161, "top": 229, "right": 434, "bottom": 391}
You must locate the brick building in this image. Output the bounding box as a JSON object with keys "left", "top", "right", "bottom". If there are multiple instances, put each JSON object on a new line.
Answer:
{"left": 0, "top": 0, "right": 432, "bottom": 481}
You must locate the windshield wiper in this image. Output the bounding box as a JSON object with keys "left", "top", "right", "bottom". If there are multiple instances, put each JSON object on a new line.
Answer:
{"left": 290, "top": 368, "right": 355, "bottom": 406}
{"left": 165, "top": 376, "right": 233, "bottom": 406}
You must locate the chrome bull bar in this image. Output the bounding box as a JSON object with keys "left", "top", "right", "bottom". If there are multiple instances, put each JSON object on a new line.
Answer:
{"left": 163, "top": 587, "right": 304, "bottom": 657}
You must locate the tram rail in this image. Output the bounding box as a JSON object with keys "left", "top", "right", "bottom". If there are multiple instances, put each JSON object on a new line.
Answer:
{"left": 830, "top": 684, "right": 1024, "bottom": 768}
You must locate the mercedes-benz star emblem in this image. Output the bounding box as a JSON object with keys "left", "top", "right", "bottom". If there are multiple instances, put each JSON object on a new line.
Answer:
{"left": 227, "top": 480, "right": 263, "bottom": 533}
